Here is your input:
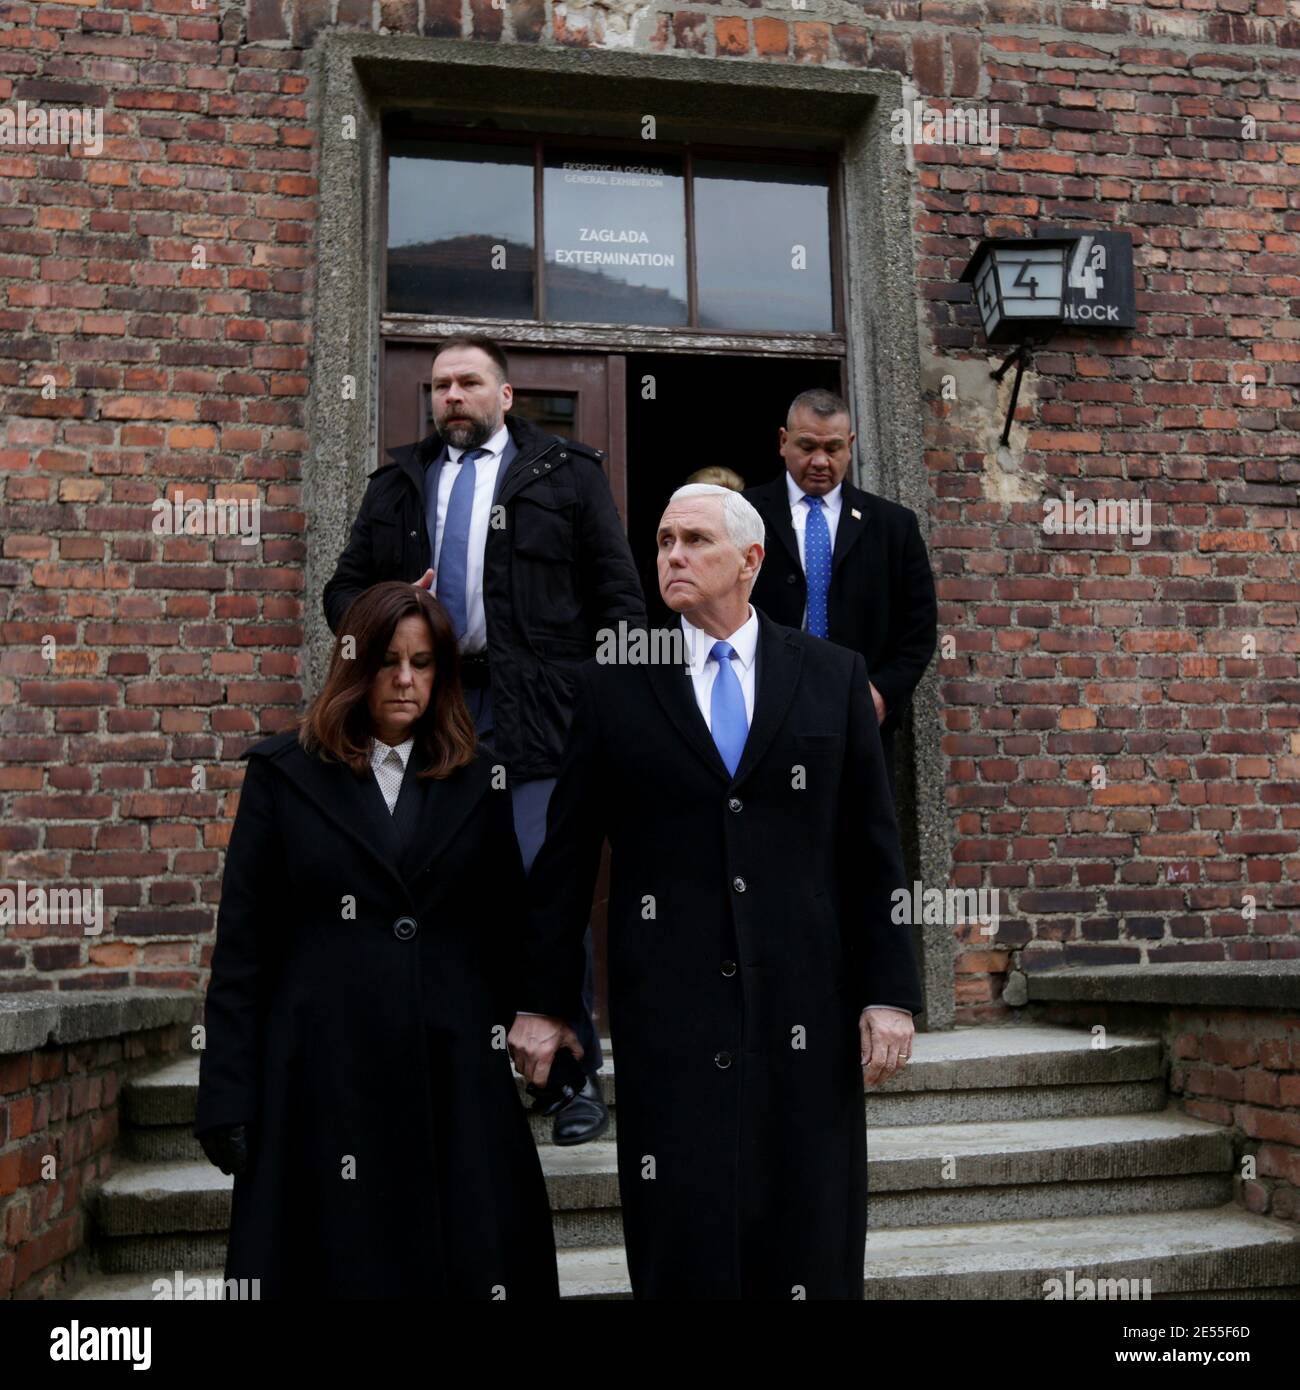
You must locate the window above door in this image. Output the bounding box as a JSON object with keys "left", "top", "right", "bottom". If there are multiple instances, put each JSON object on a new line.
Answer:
{"left": 384, "top": 128, "right": 841, "bottom": 340}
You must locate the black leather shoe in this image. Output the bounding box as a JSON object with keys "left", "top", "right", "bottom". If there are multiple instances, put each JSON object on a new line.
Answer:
{"left": 551, "top": 1074, "right": 609, "bottom": 1146}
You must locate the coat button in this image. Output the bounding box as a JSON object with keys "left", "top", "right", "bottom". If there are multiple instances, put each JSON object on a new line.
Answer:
{"left": 559, "top": 451, "right": 568, "bottom": 460}
{"left": 409, "top": 530, "right": 417, "bottom": 538}
{"left": 728, "top": 797, "right": 742, "bottom": 812}
{"left": 714, "top": 1050, "right": 733, "bottom": 1069}
{"left": 787, "top": 574, "right": 799, "bottom": 585}
{"left": 393, "top": 916, "right": 418, "bottom": 941}
{"left": 721, "top": 960, "right": 737, "bottom": 977}
{"left": 732, "top": 876, "right": 746, "bottom": 893}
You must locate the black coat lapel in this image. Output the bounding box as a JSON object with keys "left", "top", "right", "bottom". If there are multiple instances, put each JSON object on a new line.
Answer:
{"left": 732, "top": 612, "right": 802, "bottom": 788}
{"left": 831, "top": 482, "right": 872, "bottom": 576}
{"left": 359, "top": 756, "right": 404, "bottom": 865}
{"left": 751, "top": 477, "right": 800, "bottom": 569}
{"left": 401, "top": 750, "right": 494, "bottom": 886}
{"left": 644, "top": 625, "right": 732, "bottom": 784}
{"left": 265, "top": 741, "right": 413, "bottom": 903}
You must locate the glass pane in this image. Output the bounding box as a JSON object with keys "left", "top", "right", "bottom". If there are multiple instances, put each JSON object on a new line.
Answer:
{"left": 386, "top": 142, "right": 534, "bottom": 317}
{"left": 693, "top": 161, "right": 834, "bottom": 332}
{"left": 543, "top": 152, "right": 687, "bottom": 327}
{"left": 510, "top": 390, "right": 577, "bottom": 436}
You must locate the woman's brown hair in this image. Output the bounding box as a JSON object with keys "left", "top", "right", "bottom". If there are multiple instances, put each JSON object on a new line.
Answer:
{"left": 299, "top": 583, "right": 476, "bottom": 779}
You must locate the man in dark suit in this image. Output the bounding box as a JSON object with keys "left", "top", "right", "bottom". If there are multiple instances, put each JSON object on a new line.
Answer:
{"left": 324, "top": 334, "right": 645, "bottom": 1142}
{"left": 744, "top": 388, "right": 937, "bottom": 795}
{"left": 509, "top": 484, "right": 924, "bottom": 1299}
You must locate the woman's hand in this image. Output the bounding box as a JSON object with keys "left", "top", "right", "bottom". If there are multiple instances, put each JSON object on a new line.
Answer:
{"left": 197, "top": 1123, "right": 252, "bottom": 1178}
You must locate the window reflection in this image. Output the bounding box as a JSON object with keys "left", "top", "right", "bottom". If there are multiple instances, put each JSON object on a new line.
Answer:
{"left": 543, "top": 151, "right": 688, "bottom": 327}
{"left": 694, "top": 161, "right": 834, "bottom": 332}
{"left": 387, "top": 142, "right": 534, "bottom": 317}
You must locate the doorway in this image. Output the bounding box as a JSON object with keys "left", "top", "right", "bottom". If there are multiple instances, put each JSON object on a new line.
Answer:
{"left": 381, "top": 343, "right": 847, "bottom": 1038}
{"left": 623, "top": 352, "right": 843, "bottom": 619}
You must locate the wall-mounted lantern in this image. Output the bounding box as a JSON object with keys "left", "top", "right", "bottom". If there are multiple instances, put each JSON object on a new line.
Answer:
{"left": 960, "top": 236, "right": 1073, "bottom": 446}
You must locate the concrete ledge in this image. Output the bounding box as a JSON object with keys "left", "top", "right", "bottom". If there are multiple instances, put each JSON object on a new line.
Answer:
{"left": 1021, "top": 962, "right": 1300, "bottom": 1010}
{"left": 0, "top": 990, "right": 198, "bottom": 1056}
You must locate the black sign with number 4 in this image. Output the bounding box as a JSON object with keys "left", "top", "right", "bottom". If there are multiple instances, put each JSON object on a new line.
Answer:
{"left": 1033, "top": 227, "right": 1136, "bottom": 329}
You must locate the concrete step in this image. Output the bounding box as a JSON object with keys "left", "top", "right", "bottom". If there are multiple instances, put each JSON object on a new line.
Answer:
{"left": 866, "top": 1023, "right": 1165, "bottom": 1125}
{"left": 124, "top": 1053, "right": 618, "bottom": 1152}
{"left": 128, "top": 1104, "right": 617, "bottom": 1162}
{"left": 122, "top": 1024, "right": 1164, "bottom": 1141}
{"left": 91, "top": 1107, "right": 1235, "bottom": 1263}
{"left": 865, "top": 1108, "right": 1235, "bottom": 1227}
{"left": 67, "top": 1204, "right": 1300, "bottom": 1302}
{"left": 65, "top": 1269, "right": 233, "bottom": 1300}
{"left": 556, "top": 1206, "right": 1300, "bottom": 1300}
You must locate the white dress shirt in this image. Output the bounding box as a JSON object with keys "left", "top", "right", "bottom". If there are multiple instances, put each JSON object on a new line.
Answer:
{"left": 432, "top": 422, "right": 509, "bottom": 654}
{"left": 675, "top": 603, "right": 907, "bottom": 1020}
{"left": 369, "top": 735, "right": 413, "bottom": 814}
{"left": 786, "top": 469, "right": 844, "bottom": 564}
{"left": 680, "top": 605, "right": 759, "bottom": 729}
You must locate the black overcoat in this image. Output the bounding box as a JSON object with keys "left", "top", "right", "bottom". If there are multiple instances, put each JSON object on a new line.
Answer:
{"left": 743, "top": 476, "right": 938, "bottom": 783}
{"left": 195, "top": 730, "right": 558, "bottom": 1300}
{"left": 521, "top": 611, "right": 925, "bottom": 1299}
{"left": 322, "top": 413, "right": 646, "bottom": 780}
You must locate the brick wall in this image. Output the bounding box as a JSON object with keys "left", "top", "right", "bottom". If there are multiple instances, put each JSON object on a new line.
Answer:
{"left": 0, "top": 1021, "right": 187, "bottom": 1298}
{"left": 1173, "top": 1008, "right": 1300, "bottom": 1224}
{"left": 1037, "top": 998, "right": 1300, "bottom": 1226}
{"left": 0, "top": 2, "right": 1296, "bottom": 1022}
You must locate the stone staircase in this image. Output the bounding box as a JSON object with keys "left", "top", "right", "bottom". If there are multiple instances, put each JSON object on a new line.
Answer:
{"left": 63, "top": 1023, "right": 1300, "bottom": 1299}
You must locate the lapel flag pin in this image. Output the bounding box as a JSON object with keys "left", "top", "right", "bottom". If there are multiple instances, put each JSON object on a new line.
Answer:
{"left": 851, "top": 507, "right": 862, "bottom": 520}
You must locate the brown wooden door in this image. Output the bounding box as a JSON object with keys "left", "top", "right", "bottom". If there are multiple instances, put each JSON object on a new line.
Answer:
{"left": 382, "top": 343, "right": 623, "bottom": 1038}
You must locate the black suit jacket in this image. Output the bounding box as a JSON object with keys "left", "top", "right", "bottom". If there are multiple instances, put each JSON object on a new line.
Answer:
{"left": 744, "top": 475, "right": 937, "bottom": 767}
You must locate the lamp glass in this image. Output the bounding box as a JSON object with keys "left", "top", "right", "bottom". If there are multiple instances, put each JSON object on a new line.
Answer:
{"left": 992, "top": 245, "right": 1066, "bottom": 320}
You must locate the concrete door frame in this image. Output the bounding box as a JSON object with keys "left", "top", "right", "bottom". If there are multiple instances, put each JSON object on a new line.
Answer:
{"left": 303, "top": 32, "right": 953, "bottom": 1026}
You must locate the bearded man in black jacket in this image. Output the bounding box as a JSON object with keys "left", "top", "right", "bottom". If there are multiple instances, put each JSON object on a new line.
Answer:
{"left": 324, "top": 334, "right": 645, "bottom": 1142}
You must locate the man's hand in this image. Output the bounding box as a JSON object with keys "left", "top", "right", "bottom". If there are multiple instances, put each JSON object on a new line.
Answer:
{"left": 414, "top": 568, "right": 434, "bottom": 591}
{"left": 507, "top": 1013, "right": 584, "bottom": 1089}
{"left": 869, "top": 681, "right": 887, "bottom": 726}
{"left": 860, "top": 1007, "right": 913, "bottom": 1087}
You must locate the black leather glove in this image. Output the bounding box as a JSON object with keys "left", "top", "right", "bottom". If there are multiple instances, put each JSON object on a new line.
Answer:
{"left": 197, "top": 1123, "right": 251, "bottom": 1178}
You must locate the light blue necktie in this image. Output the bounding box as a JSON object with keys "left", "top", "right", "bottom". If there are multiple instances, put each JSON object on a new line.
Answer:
{"left": 709, "top": 640, "right": 748, "bottom": 776}
{"left": 436, "top": 447, "right": 485, "bottom": 639}
{"left": 803, "top": 494, "right": 831, "bottom": 639}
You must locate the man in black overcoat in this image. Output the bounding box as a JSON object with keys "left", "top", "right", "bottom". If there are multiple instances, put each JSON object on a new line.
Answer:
{"left": 743, "top": 388, "right": 937, "bottom": 796}
{"left": 509, "top": 483, "right": 925, "bottom": 1299}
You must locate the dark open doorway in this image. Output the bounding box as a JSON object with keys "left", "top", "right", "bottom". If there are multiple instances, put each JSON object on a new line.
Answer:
{"left": 624, "top": 352, "right": 843, "bottom": 619}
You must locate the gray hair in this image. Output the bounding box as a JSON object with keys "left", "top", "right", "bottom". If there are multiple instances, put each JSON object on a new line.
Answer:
{"left": 787, "top": 387, "right": 851, "bottom": 426}
{"left": 666, "top": 484, "right": 765, "bottom": 588}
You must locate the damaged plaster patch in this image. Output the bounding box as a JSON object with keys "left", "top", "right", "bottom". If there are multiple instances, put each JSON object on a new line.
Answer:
{"left": 919, "top": 354, "right": 1040, "bottom": 504}
{"left": 554, "top": 0, "right": 655, "bottom": 49}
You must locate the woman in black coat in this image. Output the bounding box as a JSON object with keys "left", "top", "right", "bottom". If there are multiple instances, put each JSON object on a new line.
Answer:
{"left": 194, "top": 582, "right": 558, "bottom": 1299}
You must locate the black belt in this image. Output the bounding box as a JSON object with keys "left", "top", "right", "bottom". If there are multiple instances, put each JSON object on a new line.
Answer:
{"left": 460, "top": 651, "right": 490, "bottom": 688}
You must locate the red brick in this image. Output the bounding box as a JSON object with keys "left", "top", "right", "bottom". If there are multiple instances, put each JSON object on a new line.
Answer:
{"left": 715, "top": 17, "right": 748, "bottom": 56}
{"left": 753, "top": 16, "right": 788, "bottom": 56}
